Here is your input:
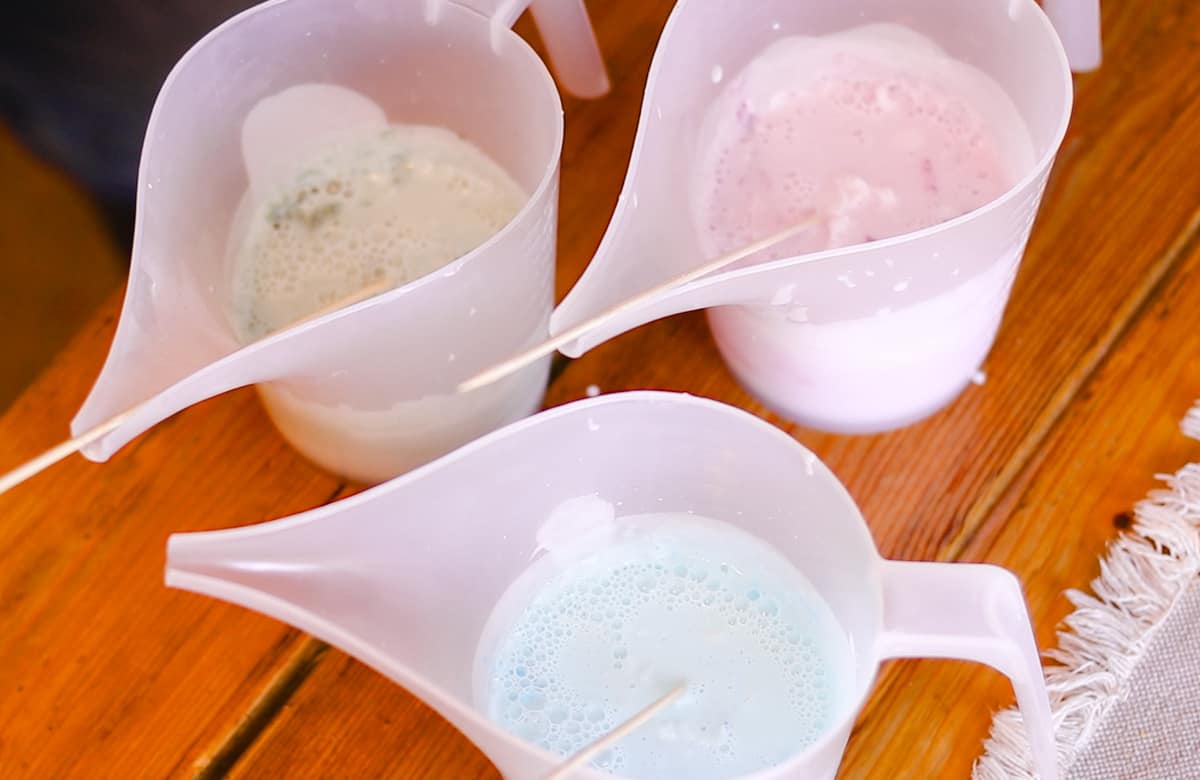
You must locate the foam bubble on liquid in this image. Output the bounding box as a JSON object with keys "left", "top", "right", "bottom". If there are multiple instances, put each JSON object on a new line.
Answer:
{"left": 481, "top": 513, "right": 850, "bottom": 780}
{"left": 535, "top": 494, "right": 617, "bottom": 566}
{"left": 228, "top": 124, "right": 526, "bottom": 342}
{"left": 692, "top": 23, "right": 1034, "bottom": 261}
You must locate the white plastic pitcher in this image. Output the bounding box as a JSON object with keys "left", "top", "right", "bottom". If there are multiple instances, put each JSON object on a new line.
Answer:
{"left": 552, "top": 0, "right": 1097, "bottom": 434}
{"left": 70, "top": 0, "right": 607, "bottom": 484}
{"left": 165, "top": 391, "right": 1058, "bottom": 780}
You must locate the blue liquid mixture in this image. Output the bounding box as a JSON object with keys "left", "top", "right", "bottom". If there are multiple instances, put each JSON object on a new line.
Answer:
{"left": 479, "top": 513, "right": 851, "bottom": 780}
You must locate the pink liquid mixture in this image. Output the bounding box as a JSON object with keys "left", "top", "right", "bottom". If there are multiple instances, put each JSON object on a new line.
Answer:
{"left": 692, "top": 24, "right": 1035, "bottom": 431}
{"left": 695, "top": 24, "right": 1032, "bottom": 260}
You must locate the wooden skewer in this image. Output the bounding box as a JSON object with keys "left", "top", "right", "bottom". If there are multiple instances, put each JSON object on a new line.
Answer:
{"left": 0, "top": 217, "right": 818, "bottom": 497}
{"left": 0, "top": 408, "right": 141, "bottom": 496}
{"left": 541, "top": 683, "right": 688, "bottom": 780}
{"left": 0, "top": 278, "right": 394, "bottom": 498}
{"left": 458, "top": 215, "right": 819, "bottom": 394}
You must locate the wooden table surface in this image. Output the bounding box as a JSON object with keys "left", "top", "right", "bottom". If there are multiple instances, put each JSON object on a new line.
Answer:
{"left": 4, "top": 1, "right": 1200, "bottom": 777}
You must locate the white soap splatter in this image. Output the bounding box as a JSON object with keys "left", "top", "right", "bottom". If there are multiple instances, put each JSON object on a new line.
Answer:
{"left": 971, "top": 369, "right": 987, "bottom": 386}
{"left": 771, "top": 283, "right": 797, "bottom": 306}
{"left": 585, "top": 384, "right": 601, "bottom": 398}
{"left": 786, "top": 306, "right": 810, "bottom": 323}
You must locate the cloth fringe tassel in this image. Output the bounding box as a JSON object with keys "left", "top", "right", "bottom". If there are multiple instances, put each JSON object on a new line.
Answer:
{"left": 973, "top": 400, "right": 1200, "bottom": 780}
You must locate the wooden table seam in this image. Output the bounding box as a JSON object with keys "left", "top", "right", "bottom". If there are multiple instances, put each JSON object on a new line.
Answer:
{"left": 184, "top": 481, "right": 349, "bottom": 778}
{"left": 945, "top": 204, "right": 1200, "bottom": 562}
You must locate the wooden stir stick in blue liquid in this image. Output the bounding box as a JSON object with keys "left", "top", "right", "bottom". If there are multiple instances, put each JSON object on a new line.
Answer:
{"left": 542, "top": 683, "right": 689, "bottom": 780}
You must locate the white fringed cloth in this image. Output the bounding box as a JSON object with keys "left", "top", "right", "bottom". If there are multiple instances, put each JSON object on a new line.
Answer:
{"left": 974, "top": 402, "right": 1200, "bottom": 780}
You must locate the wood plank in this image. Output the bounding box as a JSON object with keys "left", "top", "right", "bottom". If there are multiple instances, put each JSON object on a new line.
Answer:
{"left": 839, "top": 228, "right": 1200, "bottom": 779}
{"left": 0, "top": 125, "right": 123, "bottom": 410}
{"left": 227, "top": 650, "right": 496, "bottom": 780}
{"left": 216, "top": 1, "right": 1200, "bottom": 778}
{"left": 0, "top": 306, "right": 350, "bottom": 776}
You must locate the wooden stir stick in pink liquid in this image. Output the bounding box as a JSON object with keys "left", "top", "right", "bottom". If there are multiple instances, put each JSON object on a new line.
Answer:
{"left": 458, "top": 215, "right": 819, "bottom": 393}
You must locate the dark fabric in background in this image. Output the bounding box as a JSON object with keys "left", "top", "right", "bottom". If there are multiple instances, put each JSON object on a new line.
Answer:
{"left": 0, "top": 1, "right": 255, "bottom": 248}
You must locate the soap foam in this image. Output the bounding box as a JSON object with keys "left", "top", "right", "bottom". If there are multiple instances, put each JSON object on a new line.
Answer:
{"left": 694, "top": 23, "right": 1034, "bottom": 262}
{"left": 229, "top": 124, "right": 526, "bottom": 341}
{"left": 480, "top": 513, "right": 850, "bottom": 780}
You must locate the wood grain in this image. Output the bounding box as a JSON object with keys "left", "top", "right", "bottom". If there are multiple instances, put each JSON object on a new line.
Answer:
{"left": 3, "top": 1, "right": 1200, "bottom": 778}
{"left": 0, "top": 125, "right": 123, "bottom": 410}
{"left": 839, "top": 232, "right": 1200, "bottom": 779}
{"left": 0, "top": 310, "right": 348, "bottom": 776}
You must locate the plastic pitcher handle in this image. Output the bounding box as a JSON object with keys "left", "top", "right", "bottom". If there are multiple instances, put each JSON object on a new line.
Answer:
{"left": 461, "top": 0, "right": 609, "bottom": 97}
{"left": 877, "top": 561, "right": 1060, "bottom": 780}
{"left": 1043, "top": 0, "right": 1102, "bottom": 72}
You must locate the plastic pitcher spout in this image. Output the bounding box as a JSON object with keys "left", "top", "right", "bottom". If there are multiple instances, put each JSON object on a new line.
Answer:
{"left": 164, "top": 469, "right": 581, "bottom": 780}
{"left": 166, "top": 526, "right": 321, "bottom": 605}
{"left": 165, "top": 515, "right": 565, "bottom": 780}
{"left": 165, "top": 516, "right": 376, "bottom": 634}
